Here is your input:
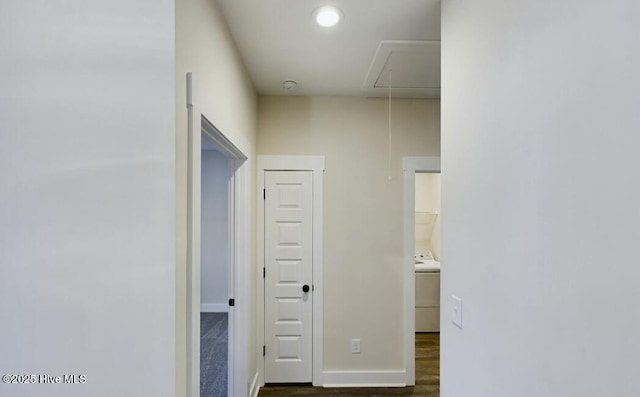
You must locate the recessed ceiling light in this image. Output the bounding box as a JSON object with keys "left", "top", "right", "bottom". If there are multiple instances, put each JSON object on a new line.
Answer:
{"left": 313, "top": 6, "right": 342, "bottom": 27}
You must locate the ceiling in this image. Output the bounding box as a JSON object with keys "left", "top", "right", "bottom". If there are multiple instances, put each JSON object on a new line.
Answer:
{"left": 216, "top": 0, "right": 441, "bottom": 98}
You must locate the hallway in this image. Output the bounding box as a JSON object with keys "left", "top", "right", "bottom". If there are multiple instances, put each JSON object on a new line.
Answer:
{"left": 258, "top": 333, "right": 439, "bottom": 396}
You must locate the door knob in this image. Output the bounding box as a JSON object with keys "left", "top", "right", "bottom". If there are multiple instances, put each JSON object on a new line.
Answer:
{"left": 302, "top": 284, "right": 310, "bottom": 293}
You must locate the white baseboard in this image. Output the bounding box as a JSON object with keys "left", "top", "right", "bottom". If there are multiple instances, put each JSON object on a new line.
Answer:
{"left": 322, "top": 370, "right": 406, "bottom": 388}
{"left": 249, "top": 372, "right": 260, "bottom": 397}
{"left": 200, "top": 303, "right": 228, "bottom": 313}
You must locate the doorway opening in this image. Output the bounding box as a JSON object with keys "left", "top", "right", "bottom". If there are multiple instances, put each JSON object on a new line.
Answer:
{"left": 199, "top": 140, "right": 233, "bottom": 397}
{"left": 403, "top": 157, "right": 440, "bottom": 387}
{"left": 186, "top": 73, "right": 249, "bottom": 397}
{"left": 413, "top": 172, "right": 441, "bottom": 392}
{"left": 414, "top": 172, "right": 441, "bottom": 332}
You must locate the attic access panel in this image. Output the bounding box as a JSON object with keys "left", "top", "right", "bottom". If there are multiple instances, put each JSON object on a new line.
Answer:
{"left": 363, "top": 40, "right": 441, "bottom": 98}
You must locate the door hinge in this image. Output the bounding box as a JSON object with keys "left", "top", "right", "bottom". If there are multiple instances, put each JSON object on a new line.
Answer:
{"left": 228, "top": 298, "right": 235, "bottom": 307}
{"left": 263, "top": 267, "right": 266, "bottom": 279}
{"left": 263, "top": 345, "right": 266, "bottom": 357}
{"left": 263, "top": 188, "right": 266, "bottom": 200}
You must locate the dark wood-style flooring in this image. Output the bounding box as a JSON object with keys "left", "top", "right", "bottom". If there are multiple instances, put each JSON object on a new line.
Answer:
{"left": 258, "top": 333, "right": 439, "bottom": 396}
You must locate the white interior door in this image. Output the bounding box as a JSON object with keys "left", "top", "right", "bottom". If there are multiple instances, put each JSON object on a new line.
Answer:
{"left": 264, "top": 170, "right": 313, "bottom": 383}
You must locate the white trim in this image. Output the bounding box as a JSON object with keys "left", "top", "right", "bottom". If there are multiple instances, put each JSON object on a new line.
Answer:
{"left": 186, "top": 74, "right": 201, "bottom": 397}
{"left": 200, "top": 303, "right": 229, "bottom": 313}
{"left": 256, "top": 161, "right": 265, "bottom": 387}
{"left": 322, "top": 370, "right": 406, "bottom": 388}
{"left": 249, "top": 372, "right": 260, "bottom": 397}
{"left": 186, "top": 72, "right": 249, "bottom": 397}
{"left": 404, "top": 156, "right": 440, "bottom": 173}
{"left": 202, "top": 117, "right": 245, "bottom": 160}
{"left": 233, "top": 158, "right": 250, "bottom": 397}
{"left": 257, "top": 155, "right": 325, "bottom": 387}
{"left": 402, "top": 156, "right": 441, "bottom": 386}
{"left": 226, "top": 157, "right": 236, "bottom": 397}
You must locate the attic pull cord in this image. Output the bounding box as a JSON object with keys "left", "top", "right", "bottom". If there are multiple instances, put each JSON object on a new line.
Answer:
{"left": 388, "top": 69, "right": 392, "bottom": 181}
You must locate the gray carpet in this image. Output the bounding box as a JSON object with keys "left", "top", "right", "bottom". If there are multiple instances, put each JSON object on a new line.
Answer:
{"left": 201, "top": 312, "right": 227, "bottom": 397}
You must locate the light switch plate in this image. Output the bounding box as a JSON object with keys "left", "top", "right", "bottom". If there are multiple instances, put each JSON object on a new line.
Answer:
{"left": 351, "top": 339, "right": 361, "bottom": 354}
{"left": 452, "top": 296, "right": 463, "bottom": 329}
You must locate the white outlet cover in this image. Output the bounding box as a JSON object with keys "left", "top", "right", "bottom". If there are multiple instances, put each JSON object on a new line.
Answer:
{"left": 452, "top": 296, "right": 463, "bottom": 329}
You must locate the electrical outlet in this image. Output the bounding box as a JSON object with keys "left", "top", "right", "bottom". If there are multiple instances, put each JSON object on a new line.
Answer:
{"left": 351, "top": 339, "right": 361, "bottom": 354}
{"left": 452, "top": 296, "right": 463, "bottom": 329}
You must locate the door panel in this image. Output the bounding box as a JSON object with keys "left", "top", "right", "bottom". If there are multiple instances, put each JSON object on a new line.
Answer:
{"left": 264, "top": 170, "right": 313, "bottom": 383}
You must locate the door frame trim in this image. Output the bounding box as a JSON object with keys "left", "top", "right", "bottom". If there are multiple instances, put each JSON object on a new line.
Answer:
{"left": 186, "top": 72, "right": 249, "bottom": 397}
{"left": 403, "top": 156, "right": 441, "bottom": 385}
{"left": 257, "top": 155, "right": 325, "bottom": 387}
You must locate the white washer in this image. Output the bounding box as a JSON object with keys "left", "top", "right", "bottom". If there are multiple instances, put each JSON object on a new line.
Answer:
{"left": 415, "top": 259, "right": 440, "bottom": 332}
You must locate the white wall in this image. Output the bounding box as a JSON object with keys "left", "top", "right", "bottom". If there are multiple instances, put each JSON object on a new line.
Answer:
{"left": 201, "top": 149, "right": 228, "bottom": 310}
{"left": 415, "top": 173, "right": 441, "bottom": 260}
{"left": 258, "top": 96, "right": 440, "bottom": 372}
{"left": 0, "top": 1, "right": 175, "bottom": 396}
{"left": 176, "top": 0, "right": 257, "bottom": 394}
{"left": 441, "top": 1, "right": 640, "bottom": 396}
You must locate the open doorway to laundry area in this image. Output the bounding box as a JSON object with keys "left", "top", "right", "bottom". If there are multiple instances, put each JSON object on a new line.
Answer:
{"left": 413, "top": 171, "right": 441, "bottom": 394}
{"left": 403, "top": 157, "right": 440, "bottom": 394}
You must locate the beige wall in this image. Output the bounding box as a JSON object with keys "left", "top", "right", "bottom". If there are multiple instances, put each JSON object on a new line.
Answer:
{"left": 258, "top": 96, "right": 440, "bottom": 371}
{"left": 415, "top": 173, "right": 441, "bottom": 261}
{"left": 176, "top": 0, "right": 257, "bottom": 395}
